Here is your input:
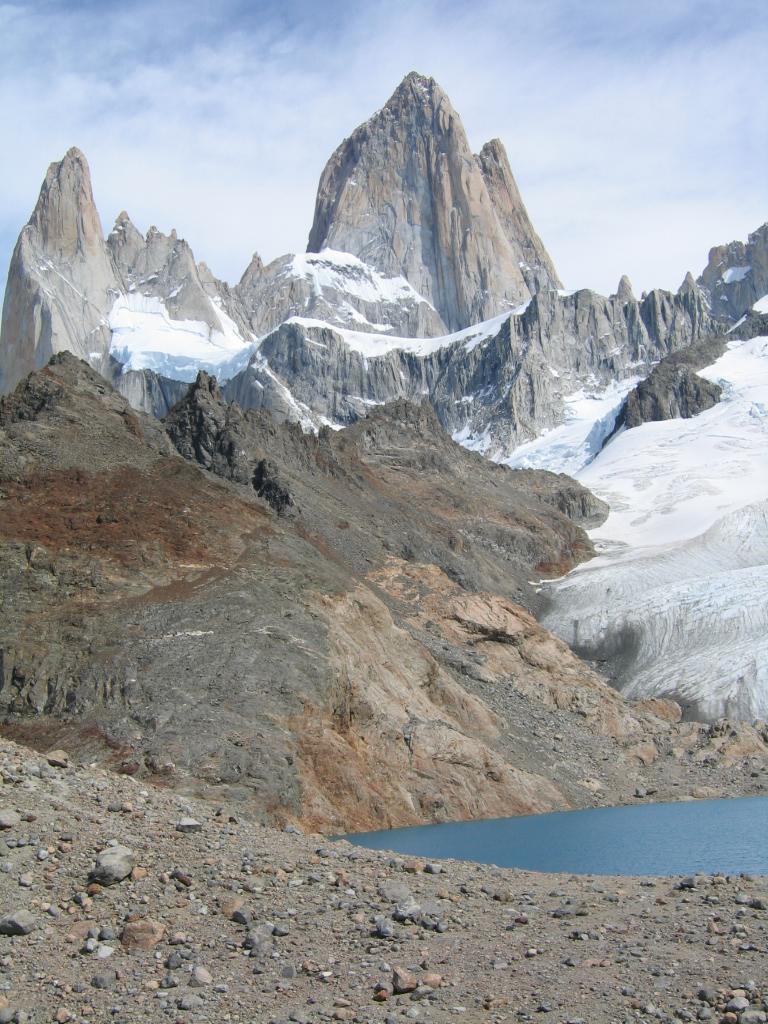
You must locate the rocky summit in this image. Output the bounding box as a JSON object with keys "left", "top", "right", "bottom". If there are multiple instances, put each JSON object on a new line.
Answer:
{"left": 307, "top": 72, "right": 559, "bottom": 331}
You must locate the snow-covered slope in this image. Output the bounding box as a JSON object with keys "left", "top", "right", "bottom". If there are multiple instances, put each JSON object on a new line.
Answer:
{"left": 108, "top": 293, "right": 254, "bottom": 381}
{"left": 503, "top": 376, "right": 641, "bottom": 477}
{"left": 538, "top": 336, "right": 768, "bottom": 721}
{"left": 282, "top": 309, "right": 519, "bottom": 359}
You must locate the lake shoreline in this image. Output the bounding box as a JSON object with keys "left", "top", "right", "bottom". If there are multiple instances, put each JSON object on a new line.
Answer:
{"left": 339, "top": 795, "right": 768, "bottom": 877}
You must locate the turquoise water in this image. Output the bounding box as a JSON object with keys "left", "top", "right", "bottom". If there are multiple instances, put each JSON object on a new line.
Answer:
{"left": 344, "top": 796, "right": 768, "bottom": 876}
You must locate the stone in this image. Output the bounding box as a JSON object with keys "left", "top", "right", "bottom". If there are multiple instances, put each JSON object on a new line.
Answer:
{"left": 726, "top": 998, "right": 750, "bottom": 1013}
{"left": 89, "top": 845, "right": 135, "bottom": 886}
{"left": 91, "top": 971, "right": 117, "bottom": 990}
{"left": 0, "top": 811, "right": 20, "bottom": 830}
{"left": 697, "top": 988, "right": 718, "bottom": 1005}
{"left": 392, "top": 966, "right": 418, "bottom": 994}
{"left": 189, "top": 965, "right": 213, "bottom": 987}
{"left": 121, "top": 917, "right": 165, "bottom": 951}
{"left": 178, "top": 994, "right": 204, "bottom": 1011}
{"left": 0, "top": 910, "right": 37, "bottom": 936}
{"left": 175, "top": 818, "right": 203, "bottom": 833}
{"left": 219, "top": 895, "right": 246, "bottom": 920}
{"left": 46, "top": 749, "right": 70, "bottom": 768}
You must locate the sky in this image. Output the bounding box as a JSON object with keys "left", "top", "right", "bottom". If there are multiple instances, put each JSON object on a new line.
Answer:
{"left": 0, "top": 0, "right": 766, "bottom": 300}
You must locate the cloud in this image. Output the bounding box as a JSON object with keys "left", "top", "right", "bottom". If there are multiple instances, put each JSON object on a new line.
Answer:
{"left": 0, "top": 0, "right": 766, "bottom": 299}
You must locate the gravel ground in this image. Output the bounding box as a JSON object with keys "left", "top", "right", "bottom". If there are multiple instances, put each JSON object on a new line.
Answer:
{"left": 0, "top": 739, "right": 765, "bottom": 1024}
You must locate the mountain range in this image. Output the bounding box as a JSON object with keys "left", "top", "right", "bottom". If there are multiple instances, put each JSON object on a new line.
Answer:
{"left": 6, "top": 70, "right": 765, "bottom": 454}
{"left": 1, "top": 71, "right": 767, "bottom": 820}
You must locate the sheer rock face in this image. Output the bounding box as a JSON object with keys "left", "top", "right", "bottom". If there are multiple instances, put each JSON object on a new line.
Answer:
{"left": 0, "top": 147, "right": 119, "bottom": 392}
{"left": 307, "top": 72, "right": 557, "bottom": 331}
{"left": 476, "top": 138, "right": 562, "bottom": 294}
{"left": 697, "top": 223, "right": 768, "bottom": 320}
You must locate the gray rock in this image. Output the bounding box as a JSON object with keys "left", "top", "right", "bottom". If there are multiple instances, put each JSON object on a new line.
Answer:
{"left": 606, "top": 337, "right": 726, "bottom": 440}
{"left": 726, "top": 997, "right": 750, "bottom": 1012}
{"left": 91, "top": 970, "right": 117, "bottom": 990}
{"left": 0, "top": 909, "right": 37, "bottom": 935}
{"left": 175, "top": 817, "right": 203, "bottom": 833}
{"left": 698, "top": 223, "right": 768, "bottom": 321}
{"left": 89, "top": 844, "right": 135, "bottom": 886}
{"left": 177, "top": 993, "right": 204, "bottom": 1010}
{"left": 0, "top": 810, "right": 20, "bottom": 830}
{"left": 373, "top": 916, "right": 394, "bottom": 939}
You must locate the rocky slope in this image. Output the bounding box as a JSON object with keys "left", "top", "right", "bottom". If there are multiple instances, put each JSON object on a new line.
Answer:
{"left": 606, "top": 337, "right": 726, "bottom": 436}
{"left": 698, "top": 223, "right": 768, "bottom": 321}
{"left": 0, "top": 736, "right": 766, "bottom": 1024}
{"left": 4, "top": 355, "right": 763, "bottom": 832}
{"left": 223, "top": 277, "right": 717, "bottom": 454}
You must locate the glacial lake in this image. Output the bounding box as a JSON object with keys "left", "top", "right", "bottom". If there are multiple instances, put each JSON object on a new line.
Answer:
{"left": 344, "top": 797, "right": 768, "bottom": 876}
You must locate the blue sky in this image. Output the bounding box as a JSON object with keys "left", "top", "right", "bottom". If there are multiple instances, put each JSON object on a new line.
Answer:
{"left": 1, "top": 0, "right": 766, "bottom": 298}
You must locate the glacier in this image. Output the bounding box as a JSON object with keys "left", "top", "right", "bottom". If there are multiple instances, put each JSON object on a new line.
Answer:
{"left": 538, "top": 336, "right": 768, "bottom": 722}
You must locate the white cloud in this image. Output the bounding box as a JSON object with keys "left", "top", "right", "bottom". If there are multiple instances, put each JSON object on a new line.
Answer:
{"left": 0, "top": 0, "right": 766, "bottom": 299}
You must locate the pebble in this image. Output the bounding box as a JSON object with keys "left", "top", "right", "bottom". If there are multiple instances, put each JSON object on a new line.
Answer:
{"left": 121, "top": 917, "right": 165, "bottom": 950}
{"left": 0, "top": 910, "right": 37, "bottom": 936}
{"left": 89, "top": 844, "right": 135, "bottom": 886}
{"left": 392, "top": 966, "right": 418, "bottom": 994}
{"left": 175, "top": 818, "right": 203, "bottom": 833}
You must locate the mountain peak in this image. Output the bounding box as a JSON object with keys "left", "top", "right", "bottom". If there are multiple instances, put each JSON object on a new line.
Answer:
{"left": 616, "top": 274, "right": 635, "bottom": 301}
{"left": 28, "top": 146, "right": 103, "bottom": 260}
{"left": 62, "top": 144, "right": 88, "bottom": 164}
{"left": 307, "top": 75, "right": 560, "bottom": 330}
{"left": 400, "top": 69, "right": 436, "bottom": 87}
{"left": 389, "top": 70, "right": 442, "bottom": 103}
{"left": 0, "top": 147, "right": 118, "bottom": 392}
{"left": 475, "top": 137, "right": 562, "bottom": 293}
